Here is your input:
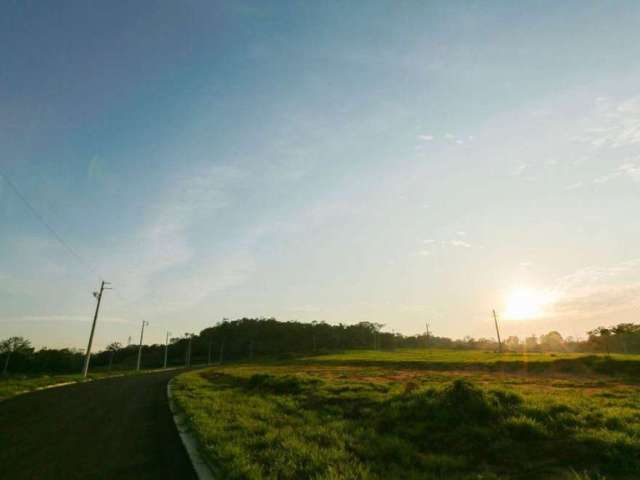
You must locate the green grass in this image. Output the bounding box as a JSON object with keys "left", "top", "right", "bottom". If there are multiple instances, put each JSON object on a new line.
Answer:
{"left": 303, "top": 348, "right": 597, "bottom": 363}
{"left": 173, "top": 349, "right": 640, "bottom": 480}
{"left": 297, "top": 349, "right": 640, "bottom": 376}
{"left": 0, "top": 366, "right": 183, "bottom": 401}
{"left": 0, "top": 372, "right": 110, "bottom": 401}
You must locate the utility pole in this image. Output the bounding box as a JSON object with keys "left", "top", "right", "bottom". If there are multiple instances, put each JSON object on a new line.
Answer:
{"left": 163, "top": 331, "right": 172, "bottom": 369}
{"left": 136, "top": 320, "right": 149, "bottom": 371}
{"left": 185, "top": 334, "right": 193, "bottom": 367}
{"left": 493, "top": 309, "right": 502, "bottom": 353}
{"left": 425, "top": 322, "right": 431, "bottom": 349}
{"left": 82, "top": 280, "right": 111, "bottom": 378}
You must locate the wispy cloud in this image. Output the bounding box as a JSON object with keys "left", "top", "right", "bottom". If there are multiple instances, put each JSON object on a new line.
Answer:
{"left": 565, "top": 181, "right": 584, "bottom": 190}
{"left": 101, "top": 164, "right": 255, "bottom": 311}
{"left": 511, "top": 161, "right": 527, "bottom": 177}
{"left": 415, "top": 132, "right": 472, "bottom": 146}
{"left": 579, "top": 96, "right": 640, "bottom": 148}
{"left": 450, "top": 239, "right": 472, "bottom": 248}
{"left": 548, "top": 259, "right": 640, "bottom": 319}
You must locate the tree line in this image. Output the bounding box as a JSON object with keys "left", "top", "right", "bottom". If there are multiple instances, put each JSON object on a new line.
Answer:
{"left": 1, "top": 318, "right": 639, "bottom": 375}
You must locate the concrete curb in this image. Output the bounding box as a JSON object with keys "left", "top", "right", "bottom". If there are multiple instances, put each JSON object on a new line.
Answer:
{"left": 167, "top": 377, "right": 216, "bottom": 480}
{"left": 35, "top": 381, "right": 78, "bottom": 391}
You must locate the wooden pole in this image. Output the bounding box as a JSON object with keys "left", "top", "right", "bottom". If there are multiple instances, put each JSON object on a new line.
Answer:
{"left": 493, "top": 309, "right": 502, "bottom": 353}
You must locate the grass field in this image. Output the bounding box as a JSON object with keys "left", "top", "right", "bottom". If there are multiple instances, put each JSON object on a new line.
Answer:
{"left": 0, "top": 366, "right": 184, "bottom": 401}
{"left": 173, "top": 349, "right": 640, "bottom": 480}
{"left": 303, "top": 349, "right": 640, "bottom": 363}
{"left": 0, "top": 372, "right": 113, "bottom": 401}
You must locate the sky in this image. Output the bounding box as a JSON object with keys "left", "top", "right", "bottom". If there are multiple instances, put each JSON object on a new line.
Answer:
{"left": 2, "top": 1, "right": 640, "bottom": 350}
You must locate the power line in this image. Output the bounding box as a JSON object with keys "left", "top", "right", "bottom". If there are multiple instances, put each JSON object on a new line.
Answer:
{"left": 0, "top": 169, "right": 102, "bottom": 281}
{"left": 1, "top": 169, "right": 164, "bottom": 345}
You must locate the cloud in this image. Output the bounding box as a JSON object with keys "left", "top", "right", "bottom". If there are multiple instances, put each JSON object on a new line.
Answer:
{"left": 153, "top": 246, "right": 257, "bottom": 311}
{"left": 100, "top": 164, "right": 255, "bottom": 311}
{"left": 579, "top": 96, "right": 640, "bottom": 148}
{"left": 547, "top": 259, "right": 640, "bottom": 319}
{"left": 417, "top": 134, "right": 433, "bottom": 141}
{"left": 565, "top": 181, "right": 584, "bottom": 190}
{"left": 592, "top": 162, "right": 640, "bottom": 185}
{"left": 449, "top": 240, "right": 471, "bottom": 248}
{"left": 511, "top": 162, "right": 527, "bottom": 177}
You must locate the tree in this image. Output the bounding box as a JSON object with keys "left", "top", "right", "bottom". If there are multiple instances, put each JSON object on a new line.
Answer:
{"left": 1, "top": 337, "right": 33, "bottom": 375}
{"left": 105, "top": 342, "right": 122, "bottom": 370}
{"left": 505, "top": 336, "right": 520, "bottom": 350}
{"left": 540, "top": 331, "right": 564, "bottom": 351}
{"left": 610, "top": 323, "right": 640, "bottom": 354}
{"left": 524, "top": 334, "right": 538, "bottom": 351}
{"left": 588, "top": 327, "right": 612, "bottom": 355}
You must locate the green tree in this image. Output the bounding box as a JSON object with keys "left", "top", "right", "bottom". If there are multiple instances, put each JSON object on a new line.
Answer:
{"left": 1, "top": 336, "right": 33, "bottom": 375}
{"left": 540, "top": 331, "right": 564, "bottom": 351}
{"left": 588, "top": 326, "right": 612, "bottom": 354}
{"left": 524, "top": 334, "right": 538, "bottom": 351}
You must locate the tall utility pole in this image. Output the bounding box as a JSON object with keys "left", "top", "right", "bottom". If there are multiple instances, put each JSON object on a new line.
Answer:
{"left": 425, "top": 322, "right": 431, "bottom": 349}
{"left": 136, "top": 320, "right": 149, "bottom": 371}
{"left": 493, "top": 310, "right": 502, "bottom": 353}
{"left": 163, "top": 331, "right": 172, "bottom": 369}
{"left": 82, "top": 280, "right": 111, "bottom": 378}
{"left": 185, "top": 334, "right": 193, "bottom": 367}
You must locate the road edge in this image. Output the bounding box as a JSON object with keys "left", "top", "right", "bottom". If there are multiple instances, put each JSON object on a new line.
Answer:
{"left": 167, "top": 377, "right": 216, "bottom": 480}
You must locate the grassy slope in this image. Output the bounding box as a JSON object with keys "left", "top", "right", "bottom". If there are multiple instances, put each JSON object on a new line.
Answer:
{"left": 173, "top": 350, "right": 640, "bottom": 480}
{"left": 304, "top": 349, "right": 640, "bottom": 363}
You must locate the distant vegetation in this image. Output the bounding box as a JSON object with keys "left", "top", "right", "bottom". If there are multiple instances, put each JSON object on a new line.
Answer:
{"left": 173, "top": 353, "right": 640, "bottom": 480}
{"left": 1, "top": 318, "right": 640, "bottom": 375}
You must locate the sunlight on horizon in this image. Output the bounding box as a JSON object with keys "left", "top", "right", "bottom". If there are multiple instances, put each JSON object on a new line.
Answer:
{"left": 502, "top": 287, "right": 554, "bottom": 321}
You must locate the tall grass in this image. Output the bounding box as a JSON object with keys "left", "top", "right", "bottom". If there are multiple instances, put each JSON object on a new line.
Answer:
{"left": 173, "top": 361, "right": 640, "bottom": 479}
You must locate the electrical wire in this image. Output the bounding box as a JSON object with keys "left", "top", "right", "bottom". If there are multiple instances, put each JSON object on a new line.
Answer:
{"left": 0, "top": 168, "right": 102, "bottom": 282}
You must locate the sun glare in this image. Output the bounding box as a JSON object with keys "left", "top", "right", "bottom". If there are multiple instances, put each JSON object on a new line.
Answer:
{"left": 503, "top": 288, "right": 551, "bottom": 321}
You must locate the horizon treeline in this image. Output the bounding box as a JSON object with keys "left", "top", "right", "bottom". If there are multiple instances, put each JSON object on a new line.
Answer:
{"left": 1, "top": 318, "right": 639, "bottom": 375}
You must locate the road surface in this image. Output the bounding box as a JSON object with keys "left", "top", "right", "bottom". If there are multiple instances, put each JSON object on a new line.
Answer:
{"left": 0, "top": 370, "right": 198, "bottom": 479}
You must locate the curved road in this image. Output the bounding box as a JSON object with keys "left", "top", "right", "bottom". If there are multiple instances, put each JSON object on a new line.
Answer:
{"left": 0, "top": 370, "right": 198, "bottom": 480}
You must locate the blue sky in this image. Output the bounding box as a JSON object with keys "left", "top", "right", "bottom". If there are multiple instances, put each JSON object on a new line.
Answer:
{"left": 2, "top": 1, "right": 640, "bottom": 349}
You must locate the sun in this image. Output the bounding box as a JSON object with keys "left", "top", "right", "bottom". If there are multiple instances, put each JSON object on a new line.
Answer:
{"left": 502, "top": 287, "right": 550, "bottom": 320}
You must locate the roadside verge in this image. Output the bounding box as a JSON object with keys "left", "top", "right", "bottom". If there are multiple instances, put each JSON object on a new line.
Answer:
{"left": 167, "top": 377, "right": 216, "bottom": 480}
